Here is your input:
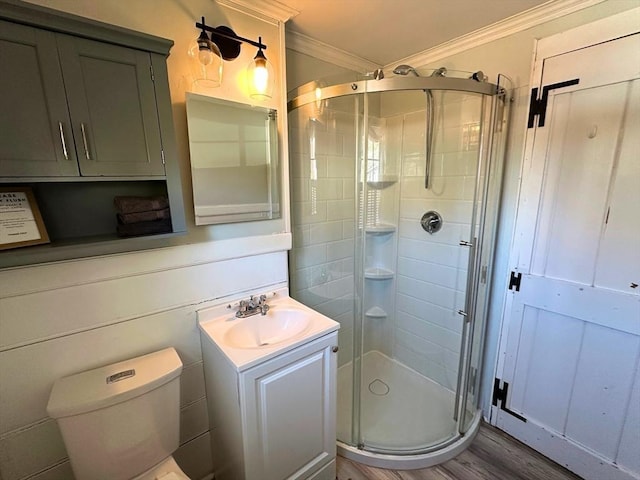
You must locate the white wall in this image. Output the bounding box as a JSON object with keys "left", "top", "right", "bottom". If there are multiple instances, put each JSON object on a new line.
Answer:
{"left": 0, "top": 1, "right": 292, "bottom": 479}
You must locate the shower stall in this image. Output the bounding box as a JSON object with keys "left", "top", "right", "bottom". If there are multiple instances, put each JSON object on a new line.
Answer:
{"left": 287, "top": 68, "right": 511, "bottom": 468}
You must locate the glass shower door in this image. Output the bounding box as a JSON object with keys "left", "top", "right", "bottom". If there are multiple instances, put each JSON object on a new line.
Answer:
{"left": 287, "top": 91, "right": 362, "bottom": 449}
{"left": 356, "top": 89, "right": 487, "bottom": 453}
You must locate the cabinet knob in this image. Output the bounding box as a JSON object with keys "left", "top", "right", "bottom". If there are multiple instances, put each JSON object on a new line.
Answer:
{"left": 332, "top": 346, "right": 339, "bottom": 353}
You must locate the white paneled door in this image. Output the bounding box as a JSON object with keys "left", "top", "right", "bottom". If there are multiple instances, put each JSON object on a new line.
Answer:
{"left": 494, "top": 16, "right": 640, "bottom": 480}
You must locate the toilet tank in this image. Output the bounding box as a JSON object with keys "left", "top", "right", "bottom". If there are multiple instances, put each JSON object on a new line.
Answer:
{"left": 47, "top": 348, "right": 183, "bottom": 480}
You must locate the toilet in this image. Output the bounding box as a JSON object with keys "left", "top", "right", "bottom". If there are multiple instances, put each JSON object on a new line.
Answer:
{"left": 46, "top": 348, "right": 190, "bottom": 480}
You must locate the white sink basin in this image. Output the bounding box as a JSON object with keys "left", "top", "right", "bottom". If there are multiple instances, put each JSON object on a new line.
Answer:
{"left": 198, "top": 288, "right": 340, "bottom": 371}
{"left": 224, "top": 307, "right": 311, "bottom": 349}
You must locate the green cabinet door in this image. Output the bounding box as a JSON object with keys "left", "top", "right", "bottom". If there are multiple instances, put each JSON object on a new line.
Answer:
{"left": 56, "top": 34, "right": 166, "bottom": 177}
{"left": 0, "top": 20, "right": 79, "bottom": 177}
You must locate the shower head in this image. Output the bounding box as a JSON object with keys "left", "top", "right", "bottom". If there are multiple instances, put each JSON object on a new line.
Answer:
{"left": 430, "top": 67, "right": 447, "bottom": 77}
{"left": 393, "top": 64, "right": 419, "bottom": 77}
{"left": 372, "top": 68, "right": 385, "bottom": 80}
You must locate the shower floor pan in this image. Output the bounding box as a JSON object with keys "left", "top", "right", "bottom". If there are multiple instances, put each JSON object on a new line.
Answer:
{"left": 337, "top": 350, "right": 481, "bottom": 470}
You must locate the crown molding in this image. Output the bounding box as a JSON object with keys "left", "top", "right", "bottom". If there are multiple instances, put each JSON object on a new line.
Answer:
{"left": 384, "top": 0, "right": 608, "bottom": 70}
{"left": 216, "top": 0, "right": 299, "bottom": 23}
{"left": 283, "top": 0, "right": 609, "bottom": 72}
{"left": 285, "top": 29, "right": 381, "bottom": 73}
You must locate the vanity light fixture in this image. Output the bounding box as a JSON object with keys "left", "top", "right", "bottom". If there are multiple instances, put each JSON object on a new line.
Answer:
{"left": 193, "top": 17, "right": 274, "bottom": 99}
{"left": 247, "top": 37, "right": 274, "bottom": 100}
{"left": 189, "top": 22, "right": 223, "bottom": 88}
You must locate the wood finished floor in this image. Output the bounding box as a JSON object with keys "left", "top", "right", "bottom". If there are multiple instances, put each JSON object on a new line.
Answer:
{"left": 336, "top": 423, "right": 583, "bottom": 480}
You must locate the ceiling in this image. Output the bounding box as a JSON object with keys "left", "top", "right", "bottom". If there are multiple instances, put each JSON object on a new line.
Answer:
{"left": 282, "top": 0, "right": 552, "bottom": 66}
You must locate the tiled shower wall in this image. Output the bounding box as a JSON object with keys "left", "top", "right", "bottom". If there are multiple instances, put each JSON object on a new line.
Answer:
{"left": 288, "top": 100, "right": 357, "bottom": 366}
{"left": 391, "top": 92, "right": 481, "bottom": 390}
{"left": 289, "top": 92, "right": 482, "bottom": 390}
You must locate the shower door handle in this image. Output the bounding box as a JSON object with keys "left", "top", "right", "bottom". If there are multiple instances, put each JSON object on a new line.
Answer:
{"left": 453, "top": 237, "right": 478, "bottom": 423}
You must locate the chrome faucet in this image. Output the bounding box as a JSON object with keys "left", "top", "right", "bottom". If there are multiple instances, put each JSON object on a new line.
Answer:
{"left": 236, "top": 294, "right": 270, "bottom": 318}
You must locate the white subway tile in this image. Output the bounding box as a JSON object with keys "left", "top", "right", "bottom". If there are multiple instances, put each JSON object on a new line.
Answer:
{"left": 396, "top": 311, "right": 461, "bottom": 352}
{"left": 395, "top": 293, "right": 462, "bottom": 334}
{"left": 292, "top": 200, "right": 328, "bottom": 225}
{"left": 293, "top": 244, "right": 328, "bottom": 268}
{"left": 326, "top": 239, "right": 355, "bottom": 262}
{"left": 327, "top": 155, "right": 355, "bottom": 178}
{"left": 309, "top": 221, "right": 344, "bottom": 244}
{"left": 326, "top": 199, "right": 355, "bottom": 221}
{"left": 396, "top": 275, "right": 456, "bottom": 311}
{"left": 314, "top": 178, "right": 344, "bottom": 200}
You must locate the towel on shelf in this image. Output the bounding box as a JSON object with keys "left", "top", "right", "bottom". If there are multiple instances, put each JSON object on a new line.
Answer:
{"left": 113, "top": 195, "right": 172, "bottom": 237}
{"left": 117, "top": 207, "right": 171, "bottom": 224}
{"left": 116, "top": 218, "right": 172, "bottom": 237}
{"left": 113, "top": 195, "right": 169, "bottom": 214}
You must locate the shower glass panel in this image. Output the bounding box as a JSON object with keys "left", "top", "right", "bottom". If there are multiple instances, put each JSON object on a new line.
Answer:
{"left": 287, "top": 92, "right": 361, "bottom": 447}
{"left": 356, "top": 89, "right": 487, "bottom": 453}
{"left": 287, "top": 71, "right": 510, "bottom": 468}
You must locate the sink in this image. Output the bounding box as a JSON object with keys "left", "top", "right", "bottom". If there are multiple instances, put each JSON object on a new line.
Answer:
{"left": 197, "top": 287, "right": 340, "bottom": 372}
{"left": 224, "top": 307, "right": 312, "bottom": 349}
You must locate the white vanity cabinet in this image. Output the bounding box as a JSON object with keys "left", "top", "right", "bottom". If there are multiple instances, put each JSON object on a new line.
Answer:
{"left": 200, "top": 318, "right": 339, "bottom": 480}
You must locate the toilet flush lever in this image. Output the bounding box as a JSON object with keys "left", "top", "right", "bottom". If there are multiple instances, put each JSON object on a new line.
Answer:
{"left": 106, "top": 369, "right": 135, "bottom": 384}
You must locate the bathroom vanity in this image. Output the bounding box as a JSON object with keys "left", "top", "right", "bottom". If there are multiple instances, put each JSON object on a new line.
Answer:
{"left": 198, "top": 289, "right": 340, "bottom": 480}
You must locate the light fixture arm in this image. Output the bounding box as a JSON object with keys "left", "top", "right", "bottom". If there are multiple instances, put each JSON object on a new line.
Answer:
{"left": 195, "top": 17, "right": 267, "bottom": 61}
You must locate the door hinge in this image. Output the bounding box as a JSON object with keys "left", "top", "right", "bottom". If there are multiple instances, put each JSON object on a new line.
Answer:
{"left": 161, "top": 149, "right": 165, "bottom": 165}
{"left": 527, "top": 78, "right": 580, "bottom": 128}
{"left": 150, "top": 65, "right": 155, "bottom": 82}
{"left": 492, "top": 378, "right": 526, "bottom": 422}
{"left": 508, "top": 271, "right": 522, "bottom": 291}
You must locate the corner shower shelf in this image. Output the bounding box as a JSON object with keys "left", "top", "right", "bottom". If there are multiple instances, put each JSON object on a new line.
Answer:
{"left": 365, "top": 306, "right": 388, "bottom": 319}
{"left": 366, "top": 176, "right": 398, "bottom": 189}
{"left": 364, "top": 267, "right": 395, "bottom": 280}
{"left": 364, "top": 224, "right": 396, "bottom": 235}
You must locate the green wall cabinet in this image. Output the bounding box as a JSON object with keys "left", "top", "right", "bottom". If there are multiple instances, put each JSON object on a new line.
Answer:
{"left": 0, "top": 0, "right": 186, "bottom": 268}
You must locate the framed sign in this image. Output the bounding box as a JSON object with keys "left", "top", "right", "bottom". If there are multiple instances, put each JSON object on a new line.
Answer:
{"left": 0, "top": 187, "right": 50, "bottom": 250}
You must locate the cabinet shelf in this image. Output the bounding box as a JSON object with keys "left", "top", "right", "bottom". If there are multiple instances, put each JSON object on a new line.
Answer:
{"left": 0, "top": 176, "right": 166, "bottom": 183}
{"left": 364, "top": 224, "right": 396, "bottom": 235}
{"left": 364, "top": 267, "right": 395, "bottom": 280}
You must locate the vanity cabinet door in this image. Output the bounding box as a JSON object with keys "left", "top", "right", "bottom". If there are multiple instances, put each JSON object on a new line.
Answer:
{"left": 56, "top": 34, "right": 165, "bottom": 177}
{"left": 0, "top": 20, "right": 79, "bottom": 177}
{"left": 241, "top": 333, "right": 338, "bottom": 480}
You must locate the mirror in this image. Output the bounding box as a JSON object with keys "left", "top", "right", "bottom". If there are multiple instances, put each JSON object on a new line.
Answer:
{"left": 186, "top": 93, "right": 280, "bottom": 225}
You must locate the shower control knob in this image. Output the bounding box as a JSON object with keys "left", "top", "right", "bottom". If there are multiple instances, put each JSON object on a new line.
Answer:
{"left": 420, "top": 211, "right": 443, "bottom": 234}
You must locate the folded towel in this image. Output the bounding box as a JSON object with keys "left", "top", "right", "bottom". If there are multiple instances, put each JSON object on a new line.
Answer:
{"left": 116, "top": 218, "right": 172, "bottom": 237}
{"left": 117, "top": 207, "right": 170, "bottom": 224}
{"left": 114, "top": 196, "right": 169, "bottom": 214}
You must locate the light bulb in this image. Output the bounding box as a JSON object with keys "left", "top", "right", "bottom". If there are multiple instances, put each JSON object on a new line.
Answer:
{"left": 253, "top": 62, "right": 269, "bottom": 94}
{"left": 198, "top": 48, "right": 214, "bottom": 66}
{"left": 197, "top": 31, "right": 215, "bottom": 66}
{"left": 189, "top": 31, "right": 222, "bottom": 88}
{"left": 247, "top": 39, "right": 273, "bottom": 100}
